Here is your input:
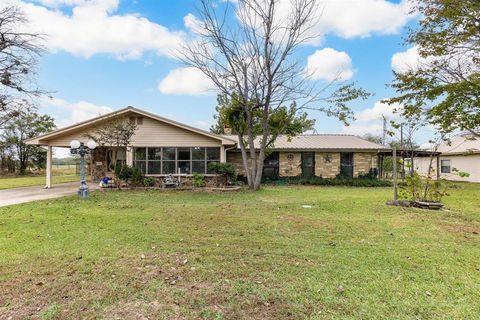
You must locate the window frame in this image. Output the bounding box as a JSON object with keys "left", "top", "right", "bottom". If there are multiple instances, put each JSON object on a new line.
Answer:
{"left": 440, "top": 159, "right": 451, "bottom": 174}
{"left": 132, "top": 147, "right": 221, "bottom": 176}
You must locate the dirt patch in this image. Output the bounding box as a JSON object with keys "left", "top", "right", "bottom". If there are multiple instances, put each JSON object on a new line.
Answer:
{"left": 440, "top": 222, "right": 480, "bottom": 236}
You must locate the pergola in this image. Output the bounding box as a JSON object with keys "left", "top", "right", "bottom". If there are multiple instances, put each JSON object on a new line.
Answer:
{"left": 377, "top": 149, "right": 442, "bottom": 180}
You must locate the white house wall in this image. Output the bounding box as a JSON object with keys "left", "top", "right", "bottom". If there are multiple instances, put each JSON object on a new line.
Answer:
{"left": 415, "top": 155, "right": 480, "bottom": 183}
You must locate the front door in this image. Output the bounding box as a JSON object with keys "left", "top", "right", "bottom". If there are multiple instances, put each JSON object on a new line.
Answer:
{"left": 302, "top": 152, "right": 315, "bottom": 178}
{"left": 340, "top": 152, "right": 354, "bottom": 178}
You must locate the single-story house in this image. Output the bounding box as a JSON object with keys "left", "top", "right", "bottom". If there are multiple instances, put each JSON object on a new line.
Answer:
{"left": 26, "top": 106, "right": 391, "bottom": 188}
{"left": 415, "top": 134, "right": 480, "bottom": 183}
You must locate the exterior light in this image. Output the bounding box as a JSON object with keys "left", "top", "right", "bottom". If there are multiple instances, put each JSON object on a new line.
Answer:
{"left": 69, "top": 139, "right": 95, "bottom": 199}
{"left": 70, "top": 140, "right": 81, "bottom": 149}
{"left": 87, "top": 140, "right": 97, "bottom": 150}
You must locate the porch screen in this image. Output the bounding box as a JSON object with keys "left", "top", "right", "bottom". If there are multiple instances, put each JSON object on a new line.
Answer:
{"left": 133, "top": 147, "right": 220, "bottom": 175}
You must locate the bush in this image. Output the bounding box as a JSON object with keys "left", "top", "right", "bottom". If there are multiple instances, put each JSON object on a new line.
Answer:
{"left": 114, "top": 165, "right": 144, "bottom": 186}
{"left": 270, "top": 175, "right": 391, "bottom": 187}
{"left": 143, "top": 176, "right": 155, "bottom": 187}
{"left": 131, "top": 166, "right": 144, "bottom": 184}
{"left": 192, "top": 173, "right": 206, "bottom": 187}
{"left": 208, "top": 162, "right": 236, "bottom": 181}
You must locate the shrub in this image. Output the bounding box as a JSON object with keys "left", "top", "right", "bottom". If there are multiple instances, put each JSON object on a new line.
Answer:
{"left": 143, "top": 176, "right": 155, "bottom": 187}
{"left": 114, "top": 165, "right": 144, "bottom": 186}
{"left": 131, "top": 166, "right": 144, "bottom": 184}
{"left": 192, "top": 173, "right": 206, "bottom": 187}
{"left": 270, "top": 175, "right": 392, "bottom": 187}
{"left": 208, "top": 162, "right": 236, "bottom": 182}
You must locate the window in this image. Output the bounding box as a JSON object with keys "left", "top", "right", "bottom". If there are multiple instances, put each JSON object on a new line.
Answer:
{"left": 177, "top": 148, "right": 191, "bottom": 174}
{"left": 134, "top": 147, "right": 147, "bottom": 174}
{"left": 137, "top": 116, "right": 143, "bottom": 125}
{"left": 162, "top": 147, "right": 176, "bottom": 174}
{"left": 132, "top": 147, "right": 221, "bottom": 175}
{"left": 148, "top": 148, "right": 161, "bottom": 174}
{"left": 441, "top": 160, "right": 451, "bottom": 173}
{"left": 206, "top": 147, "right": 220, "bottom": 173}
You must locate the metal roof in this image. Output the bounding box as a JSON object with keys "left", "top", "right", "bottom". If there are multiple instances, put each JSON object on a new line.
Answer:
{"left": 222, "top": 134, "right": 390, "bottom": 151}
{"left": 437, "top": 134, "right": 480, "bottom": 155}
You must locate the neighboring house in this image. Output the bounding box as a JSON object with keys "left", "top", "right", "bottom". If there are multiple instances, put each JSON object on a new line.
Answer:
{"left": 415, "top": 134, "right": 480, "bottom": 183}
{"left": 26, "top": 106, "right": 390, "bottom": 188}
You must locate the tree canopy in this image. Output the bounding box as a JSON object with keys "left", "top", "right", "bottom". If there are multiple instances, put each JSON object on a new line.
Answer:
{"left": 1, "top": 111, "right": 55, "bottom": 174}
{"left": 386, "top": 0, "right": 480, "bottom": 136}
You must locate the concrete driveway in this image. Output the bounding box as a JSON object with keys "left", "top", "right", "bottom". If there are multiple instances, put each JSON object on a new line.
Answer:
{"left": 0, "top": 182, "right": 97, "bottom": 207}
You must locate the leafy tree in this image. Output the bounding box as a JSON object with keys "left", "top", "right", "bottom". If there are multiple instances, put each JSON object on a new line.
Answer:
{"left": 361, "top": 134, "right": 383, "bottom": 145}
{"left": 182, "top": 0, "right": 369, "bottom": 190}
{"left": 210, "top": 93, "right": 315, "bottom": 145}
{"left": 1, "top": 112, "right": 55, "bottom": 174}
{"left": 386, "top": 0, "right": 480, "bottom": 137}
{"left": 0, "top": 6, "right": 44, "bottom": 128}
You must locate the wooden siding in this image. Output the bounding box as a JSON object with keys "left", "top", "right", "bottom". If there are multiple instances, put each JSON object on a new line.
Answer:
{"left": 44, "top": 116, "right": 222, "bottom": 148}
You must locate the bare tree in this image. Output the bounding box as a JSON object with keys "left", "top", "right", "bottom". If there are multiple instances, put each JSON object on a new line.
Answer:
{"left": 181, "top": 0, "right": 368, "bottom": 190}
{"left": 0, "top": 5, "right": 44, "bottom": 128}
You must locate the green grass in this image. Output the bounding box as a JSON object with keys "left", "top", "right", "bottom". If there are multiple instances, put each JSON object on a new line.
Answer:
{"left": 0, "top": 184, "right": 479, "bottom": 319}
{"left": 0, "top": 175, "right": 87, "bottom": 190}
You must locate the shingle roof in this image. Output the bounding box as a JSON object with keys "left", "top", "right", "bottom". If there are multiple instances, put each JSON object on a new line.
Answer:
{"left": 222, "top": 134, "right": 390, "bottom": 151}
{"left": 437, "top": 134, "right": 480, "bottom": 155}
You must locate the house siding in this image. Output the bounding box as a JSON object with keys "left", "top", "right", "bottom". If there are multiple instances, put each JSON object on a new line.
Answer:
{"left": 353, "top": 152, "right": 376, "bottom": 177}
{"left": 415, "top": 154, "right": 480, "bottom": 183}
{"left": 315, "top": 152, "right": 340, "bottom": 178}
{"left": 131, "top": 117, "right": 221, "bottom": 147}
{"left": 45, "top": 116, "right": 222, "bottom": 148}
{"left": 279, "top": 152, "right": 302, "bottom": 177}
{"left": 226, "top": 150, "right": 378, "bottom": 178}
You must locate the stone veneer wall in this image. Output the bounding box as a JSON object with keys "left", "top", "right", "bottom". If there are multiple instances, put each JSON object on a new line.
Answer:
{"left": 91, "top": 147, "right": 108, "bottom": 182}
{"left": 227, "top": 152, "right": 245, "bottom": 175}
{"left": 279, "top": 152, "right": 302, "bottom": 177}
{"left": 315, "top": 152, "right": 340, "bottom": 178}
{"left": 353, "top": 152, "right": 376, "bottom": 177}
{"left": 226, "top": 150, "right": 378, "bottom": 179}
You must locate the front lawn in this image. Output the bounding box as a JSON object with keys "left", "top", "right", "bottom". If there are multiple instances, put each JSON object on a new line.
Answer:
{"left": 0, "top": 184, "right": 479, "bottom": 319}
{"left": 0, "top": 175, "right": 86, "bottom": 190}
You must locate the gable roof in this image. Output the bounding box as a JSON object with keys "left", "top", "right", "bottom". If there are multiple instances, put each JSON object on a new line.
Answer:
{"left": 26, "top": 106, "right": 236, "bottom": 146}
{"left": 223, "top": 134, "right": 390, "bottom": 151}
{"left": 437, "top": 134, "right": 480, "bottom": 155}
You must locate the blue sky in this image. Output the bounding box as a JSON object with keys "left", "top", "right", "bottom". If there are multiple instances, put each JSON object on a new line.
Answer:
{"left": 7, "top": 0, "right": 428, "bottom": 147}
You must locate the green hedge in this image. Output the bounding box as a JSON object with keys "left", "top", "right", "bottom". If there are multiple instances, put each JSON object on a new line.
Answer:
{"left": 268, "top": 175, "right": 392, "bottom": 187}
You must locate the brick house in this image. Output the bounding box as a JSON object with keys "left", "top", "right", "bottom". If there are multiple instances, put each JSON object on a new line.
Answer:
{"left": 26, "top": 107, "right": 389, "bottom": 187}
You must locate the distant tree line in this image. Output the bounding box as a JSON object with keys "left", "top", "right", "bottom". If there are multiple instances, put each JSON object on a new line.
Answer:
{"left": 0, "top": 111, "right": 55, "bottom": 175}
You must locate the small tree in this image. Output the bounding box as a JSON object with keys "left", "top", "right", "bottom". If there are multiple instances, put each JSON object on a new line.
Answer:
{"left": 86, "top": 117, "right": 137, "bottom": 171}
{"left": 1, "top": 111, "right": 56, "bottom": 174}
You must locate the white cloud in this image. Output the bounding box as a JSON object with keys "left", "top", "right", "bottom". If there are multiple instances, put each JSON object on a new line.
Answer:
{"left": 313, "top": 0, "right": 413, "bottom": 40}
{"left": 39, "top": 96, "right": 113, "bottom": 127}
{"left": 184, "top": 13, "right": 203, "bottom": 34}
{"left": 5, "top": 0, "right": 185, "bottom": 59}
{"left": 158, "top": 67, "right": 215, "bottom": 95}
{"left": 305, "top": 48, "right": 354, "bottom": 81}
{"left": 391, "top": 46, "right": 425, "bottom": 73}
{"left": 238, "top": 0, "right": 414, "bottom": 45}
{"left": 343, "top": 100, "right": 402, "bottom": 136}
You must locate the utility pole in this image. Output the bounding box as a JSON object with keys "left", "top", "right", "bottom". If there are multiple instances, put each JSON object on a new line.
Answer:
{"left": 400, "top": 123, "right": 404, "bottom": 149}
{"left": 382, "top": 115, "right": 387, "bottom": 145}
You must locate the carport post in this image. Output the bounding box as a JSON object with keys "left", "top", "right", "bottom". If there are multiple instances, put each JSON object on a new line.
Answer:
{"left": 46, "top": 145, "right": 52, "bottom": 189}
